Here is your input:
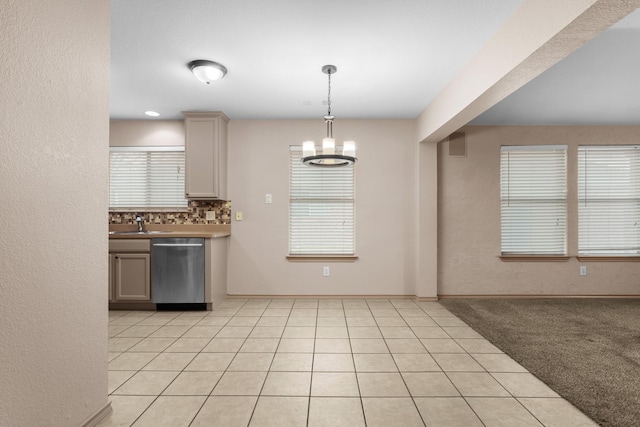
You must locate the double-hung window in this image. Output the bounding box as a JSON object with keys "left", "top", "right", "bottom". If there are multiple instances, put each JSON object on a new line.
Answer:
{"left": 289, "top": 146, "right": 355, "bottom": 255}
{"left": 578, "top": 145, "right": 640, "bottom": 255}
{"left": 109, "top": 146, "right": 187, "bottom": 209}
{"left": 500, "top": 145, "right": 567, "bottom": 255}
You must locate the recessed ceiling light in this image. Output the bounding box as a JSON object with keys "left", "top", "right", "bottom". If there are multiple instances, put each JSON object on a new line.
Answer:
{"left": 188, "top": 60, "right": 227, "bottom": 84}
{"left": 145, "top": 111, "right": 160, "bottom": 117}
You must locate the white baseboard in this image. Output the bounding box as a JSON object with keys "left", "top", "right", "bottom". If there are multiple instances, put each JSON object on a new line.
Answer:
{"left": 226, "top": 294, "right": 439, "bottom": 301}
{"left": 438, "top": 294, "right": 640, "bottom": 299}
{"left": 81, "top": 401, "right": 112, "bottom": 427}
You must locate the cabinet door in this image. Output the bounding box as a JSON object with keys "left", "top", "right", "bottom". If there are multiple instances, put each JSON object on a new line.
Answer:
{"left": 113, "top": 253, "right": 151, "bottom": 301}
{"left": 108, "top": 254, "right": 114, "bottom": 302}
{"left": 184, "top": 112, "right": 228, "bottom": 199}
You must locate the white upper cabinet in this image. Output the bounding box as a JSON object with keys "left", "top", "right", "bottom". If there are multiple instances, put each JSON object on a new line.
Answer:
{"left": 183, "top": 112, "right": 229, "bottom": 200}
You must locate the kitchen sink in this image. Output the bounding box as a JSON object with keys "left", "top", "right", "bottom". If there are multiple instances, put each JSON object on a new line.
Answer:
{"left": 109, "top": 231, "right": 168, "bottom": 235}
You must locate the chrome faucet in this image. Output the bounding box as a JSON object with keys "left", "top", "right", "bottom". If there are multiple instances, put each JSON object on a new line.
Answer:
{"left": 135, "top": 214, "right": 144, "bottom": 232}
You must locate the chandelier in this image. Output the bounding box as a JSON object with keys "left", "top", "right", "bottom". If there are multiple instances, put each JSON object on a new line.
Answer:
{"left": 302, "top": 65, "right": 357, "bottom": 167}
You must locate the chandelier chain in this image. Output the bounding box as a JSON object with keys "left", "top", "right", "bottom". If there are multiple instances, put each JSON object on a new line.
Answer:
{"left": 327, "top": 69, "right": 332, "bottom": 116}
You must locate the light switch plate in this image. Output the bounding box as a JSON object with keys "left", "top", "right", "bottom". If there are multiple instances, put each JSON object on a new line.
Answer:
{"left": 206, "top": 211, "right": 216, "bottom": 221}
{"left": 235, "top": 211, "right": 243, "bottom": 221}
{"left": 266, "top": 194, "right": 272, "bottom": 204}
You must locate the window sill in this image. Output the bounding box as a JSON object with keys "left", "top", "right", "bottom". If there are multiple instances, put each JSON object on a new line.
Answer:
{"left": 576, "top": 256, "right": 640, "bottom": 262}
{"left": 287, "top": 255, "right": 359, "bottom": 262}
{"left": 500, "top": 255, "right": 570, "bottom": 262}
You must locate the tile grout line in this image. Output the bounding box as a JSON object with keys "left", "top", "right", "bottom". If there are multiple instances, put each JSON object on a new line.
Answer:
{"left": 112, "top": 311, "right": 180, "bottom": 426}
{"left": 356, "top": 298, "right": 387, "bottom": 427}
{"left": 245, "top": 298, "right": 295, "bottom": 427}
{"left": 109, "top": 310, "right": 165, "bottom": 427}
{"left": 331, "top": 300, "right": 357, "bottom": 418}
{"left": 427, "top": 301, "right": 520, "bottom": 427}
{"left": 186, "top": 301, "right": 246, "bottom": 426}
{"left": 126, "top": 309, "right": 227, "bottom": 426}
{"left": 229, "top": 299, "right": 260, "bottom": 416}
{"left": 377, "top": 299, "right": 428, "bottom": 427}
{"left": 305, "top": 300, "right": 320, "bottom": 427}
{"left": 422, "top": 302, "right": 491, "bottom": 426}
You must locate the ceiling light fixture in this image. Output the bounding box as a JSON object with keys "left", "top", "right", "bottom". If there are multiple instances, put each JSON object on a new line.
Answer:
{"left": 302, "top": 65, "right": 357, "bottom": 167}
{"left": 144, "top": 110, "right": 160, "bottom": 117}
{"left": 188, "top": 60, "right": 227, "bottom": 84}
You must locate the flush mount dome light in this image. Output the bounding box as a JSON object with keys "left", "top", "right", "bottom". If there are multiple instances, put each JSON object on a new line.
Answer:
{"left": 188, "top": 60, "right": 227, "bottom": 84}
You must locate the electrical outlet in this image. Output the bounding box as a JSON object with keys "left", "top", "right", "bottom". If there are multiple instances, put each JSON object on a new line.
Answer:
{"left": 235, "top": 211, "right": 243, "bottom": 221}
{"left": 206, "top": 211, "right": 216, "bottom": 221}
{"left": 265, "top": 194, "right": 272, "bottom": 204}
{"left": 579, "top": 265, "right": 587, "bottom": 276}
{"left": 323, "top": 266, "right": 330, "bottom": 277}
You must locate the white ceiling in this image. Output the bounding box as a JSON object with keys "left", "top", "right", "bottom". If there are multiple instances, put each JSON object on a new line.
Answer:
{"left": 110, "top": 1, "right": 640, "bottom": 124}
{"left": 472, "top": 8, "right": 640, "bottom": 125}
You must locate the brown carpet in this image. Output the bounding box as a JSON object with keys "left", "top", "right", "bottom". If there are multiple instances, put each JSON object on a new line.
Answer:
{"left": 439, "top": 298, "right": 640, "bottom": 427}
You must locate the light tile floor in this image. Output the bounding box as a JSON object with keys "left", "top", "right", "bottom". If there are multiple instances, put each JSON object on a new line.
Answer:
{"left": 99, "top": 298, "right": 597, "bottom": 427}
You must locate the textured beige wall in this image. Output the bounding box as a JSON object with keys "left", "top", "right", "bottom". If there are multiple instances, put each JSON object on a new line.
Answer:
{"left": 417, "top": 141, "right": 438, "bottom": 298}
{"left": 438, "top": 125, "right": 640, "bottom": 296}
{"left": 0, "top": 1, "right": 110, "bottom": 425}
{"left": 110, "top": 120, "right": 185, "bottom": 146}
{"left": 227, "top": 119, "right": 418, "bottom": 296}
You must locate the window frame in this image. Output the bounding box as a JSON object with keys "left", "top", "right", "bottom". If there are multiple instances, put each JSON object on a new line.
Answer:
{"left": 109, "top": 146, "right": 188, "bottom": 211}
{"left": 578, "top": 145, "right": 640, "bottom": 257}
{"left": 288, "top": 146, "right": 357, "bottom": 259}
{"left": 500, "top": 145, "right": 568, "bottom": 257}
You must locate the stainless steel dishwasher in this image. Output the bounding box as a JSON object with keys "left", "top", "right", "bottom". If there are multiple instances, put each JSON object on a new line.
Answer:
{"left": 152, "top": 238, "right": 205, "bottom": 309}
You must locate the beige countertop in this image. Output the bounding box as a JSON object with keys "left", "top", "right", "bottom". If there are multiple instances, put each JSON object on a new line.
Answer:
{"left": 108, "top": 224, "right": 230, "bottom": 239}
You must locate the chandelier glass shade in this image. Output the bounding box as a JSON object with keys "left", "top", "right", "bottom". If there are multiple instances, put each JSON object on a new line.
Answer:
{"left": 302, "top": 65, "right": 357, "bottom": 167}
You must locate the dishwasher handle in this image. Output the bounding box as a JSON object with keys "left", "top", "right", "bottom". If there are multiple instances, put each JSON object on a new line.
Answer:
{"left": 152, "top": 243, "right": 203, "bottom": 247}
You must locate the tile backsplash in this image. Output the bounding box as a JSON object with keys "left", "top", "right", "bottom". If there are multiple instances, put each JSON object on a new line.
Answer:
{"left": 109, "top": 200, "right": 231, "bottom": 225}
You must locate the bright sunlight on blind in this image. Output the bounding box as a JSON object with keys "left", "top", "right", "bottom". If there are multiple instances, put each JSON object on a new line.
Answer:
{"left": 500, "top": 145, "right": 567, "bottom": 255}
{"left": 289, "top": 146, "right": 355, "bottom": 255}
{"left": 109, "top": 146, "right": 187, "bottom": 209}
{"left": 578, "top": 145, "right": 640, "bottom": 255}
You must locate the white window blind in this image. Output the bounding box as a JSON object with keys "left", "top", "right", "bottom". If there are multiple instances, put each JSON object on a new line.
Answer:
{"left": 109, "top": 146, "right": 187, "bottom": 209}
{"left": 578, "top": 145, "right": 640, "bottom": 255}
{"left": 500, "top": 145, "right": 567, "bottom": 255}
{"left": 289, "top": 146, "right": 355, "bottom": 255}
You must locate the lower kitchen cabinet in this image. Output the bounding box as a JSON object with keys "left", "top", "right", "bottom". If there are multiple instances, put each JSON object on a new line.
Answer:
{"left": 109, "top": 239, "right": 152, "bottom": 305}
{"left": 112, "top": 253, "right": 151, "bottom": 301}
{"left": 107, "top": 234, "right": 229, "bottom": 310}
{"left": 109, "top": 254, "right": 113, "bottom": 301}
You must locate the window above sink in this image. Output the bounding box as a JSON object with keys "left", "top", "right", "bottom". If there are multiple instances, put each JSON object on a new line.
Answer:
{"left": 109, "top": 146, "right": 187, "bottom": 209}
